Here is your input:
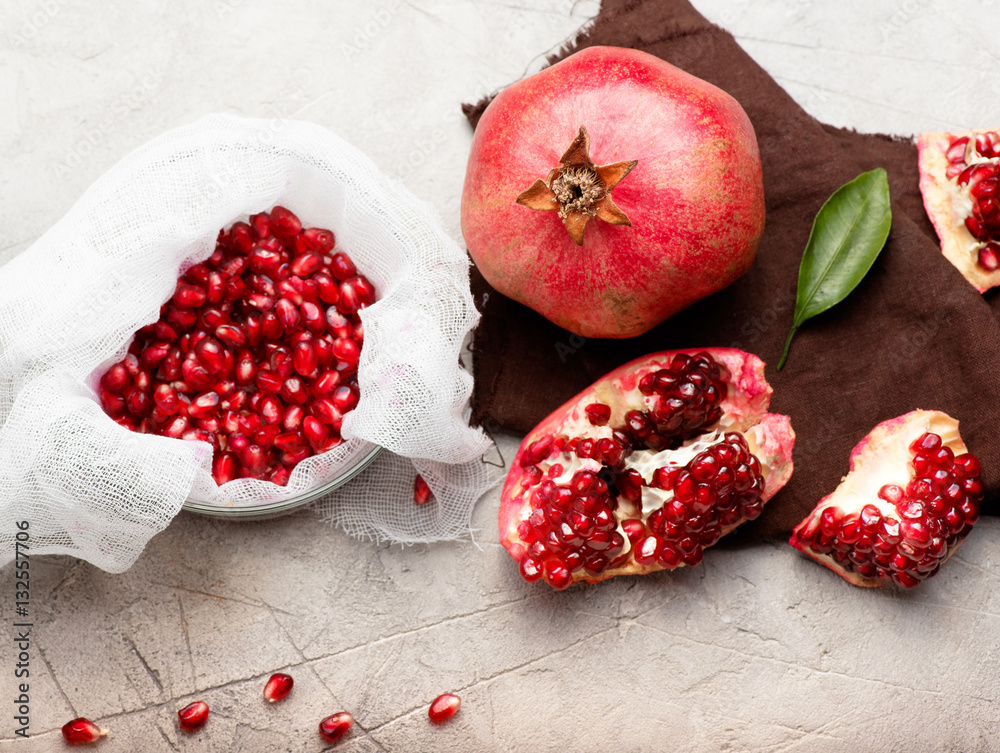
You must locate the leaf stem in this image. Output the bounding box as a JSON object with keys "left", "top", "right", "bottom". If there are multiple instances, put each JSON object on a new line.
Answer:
{"left": 777, "top": 325, "right": 797, "bottom": 371}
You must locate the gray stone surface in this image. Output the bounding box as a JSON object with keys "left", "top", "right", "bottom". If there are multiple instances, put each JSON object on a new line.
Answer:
{"left": 2, "top": 0, "right": 1000, "bottom": 750}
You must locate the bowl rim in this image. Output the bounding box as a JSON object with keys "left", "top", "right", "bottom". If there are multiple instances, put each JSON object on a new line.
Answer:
{"left": 181, "top": 443, "right": 383, "bottom": 518}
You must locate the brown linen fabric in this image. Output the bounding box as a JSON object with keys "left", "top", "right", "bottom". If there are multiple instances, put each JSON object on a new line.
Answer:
{"left": 463, "top": 0, "right": 1000, "bottom": 541}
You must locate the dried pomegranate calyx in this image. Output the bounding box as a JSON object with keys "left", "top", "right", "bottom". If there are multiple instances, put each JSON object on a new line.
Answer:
{"left": 516, "top": 125, "right": 638, "bottom": 245}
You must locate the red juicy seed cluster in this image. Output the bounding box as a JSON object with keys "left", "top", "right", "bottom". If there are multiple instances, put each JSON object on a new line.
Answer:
{"left": 945, "top": 134, "right": 1000, "bottom": 269}
{"left": 639, "top": 432, "right": 763, "bottom": 569}
{"left": 97, "top": 206, "right": 376, "bottom": 486}
{"left": 515, "top": 352, "right": 762, "bottom": 587}
{"left": 516, "top": 468, "right": 627, "bottom": 589}
{"left": 795, "top": 432, "right": 983, "bottom": 589}
{"left": 632, "top": 351, "right": 729, "bottom": 449}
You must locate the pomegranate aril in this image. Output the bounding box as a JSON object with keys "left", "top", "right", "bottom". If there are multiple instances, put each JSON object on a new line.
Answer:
{"left": 332, "top": 384, "right": 360, "bottom": 413}
{"left": 177, "top": 700, "right": 209, "bottom": 732}
{"left": 263, "top": 672, "right": 294, "bottom": 703}
{"left": 414, "top": 474, "right": 433, "bottom": 504}
{"left": 319, "top": 712, "right": 354, "bottom": 743}
{"left": 173, "top": 282, "right": 207, "bottom": 309}
{"left": 585, "top": 402, "right": 611, "bottom": 426}
{"left": 330, "top": 252, "right": 356, "bottom": 280}
{"left": 62, "top": 717, "right": 107, "bottom": 744}
{"left": 428, "top": 693, "right": 461, "bottom": 723}
{"left": 337, "top": 275, "right": 376, "bottom": 314}
{"left": 270, "top": 205, "right": 302, "bottom": 237}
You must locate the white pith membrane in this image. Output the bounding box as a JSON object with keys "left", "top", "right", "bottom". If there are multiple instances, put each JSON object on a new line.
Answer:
{"left": 792, "top": 410, "right": 976, "bottom": 588}
{"left": 918, "top": 128, "right": 1000, "bottom": 292}
{"left": 505, "top": 352, "right": 793, "bottom": 584}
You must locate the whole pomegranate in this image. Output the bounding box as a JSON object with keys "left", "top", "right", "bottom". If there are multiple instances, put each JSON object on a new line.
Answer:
{"left": 791, "top": 410, "right": 983, "bottom": 589}
{"left": 462, "top": 46, "right": 765, "bottom": 339}
{"left": 499, "top": 349, "right": 794, "bottom": 589}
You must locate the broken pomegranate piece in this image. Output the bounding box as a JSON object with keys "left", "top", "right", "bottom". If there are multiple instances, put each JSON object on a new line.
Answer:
{"left": 97, "top": 207, "right": 376, "bottom": 486}
{"left": 790, "top": 410, "right": 983, "bottom": 589}
{"left": 918, "top": 129, "right": 1000, "bottom": 291}
{"left": 499, "top": 349, "right": 795, "bottom": 589}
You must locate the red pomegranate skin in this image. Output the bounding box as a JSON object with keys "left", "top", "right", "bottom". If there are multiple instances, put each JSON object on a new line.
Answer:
{"left": 462, "top": 46, "right": 765, "bottom": 339}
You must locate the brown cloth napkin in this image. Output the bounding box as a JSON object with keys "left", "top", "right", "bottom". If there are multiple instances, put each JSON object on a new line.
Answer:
{"left": 464, "top": 0, "right": 1000, "bottom": 541}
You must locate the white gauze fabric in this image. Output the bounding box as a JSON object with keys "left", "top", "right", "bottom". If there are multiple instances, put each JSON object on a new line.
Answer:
{"left": 0, "top": 114, "right": 498, "bottom": 573}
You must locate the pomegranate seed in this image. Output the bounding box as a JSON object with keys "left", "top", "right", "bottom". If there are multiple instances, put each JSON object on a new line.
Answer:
{"left": 263, "top": 672, "right": 294, "bottom": 703}
{"left": 270, "top": 205, "right": 302, "bottom": 237}
{"left": 414, "top": 474, "right": 433, "bottom": 504}
{"left": 177, "top": 700, "right": 209, "bottom": 732}
{"left": 303, "top": 227, "right": 335, "bottom": 253}
{"left": 978, "top": 242, "right": 1000, "bottom": 272}
{"left": 337, "top": 275, "right": 376, "bottom": 314}
{"left": 290, "top": 251, "right": 323, "bottom": 277}
{"left": 293, "top": 341, "right": 318, "bottom": 376}
{"left": 303, "top": 416, "right": 329, "bottom": 449}
{"left": 585, "top": 402, "right": 611, "bottom": 426}
{"left": 281, "top": 377, "right": 309, "bottom": 405}
{"left": 319, "top": 712, "right": 354, "bottom": 743}
{"left": 301, "top": 301, "right": 325, "bottom": 333}
{"left": 213, "top": 452, "right": 239, "bottom": 484}
{"left": 126, "top": 388, "right": 150, "bottom": 417}
{"left": 173, "top": 282, "right": 207, "bottom": 309}
{"left": 330, "top": 252, "right": 356, "bottom": 280}
{"left": 428, "top": 693, "right": 461, "bottom": 723}
{"left": 312, "top": 370, "right": 341, "bottom": 396}
{"left": 101, "top": 363, "right": 130, "bottom": 394}
{"left": 62, "top": 717, "right": 107, "bottom": 744}
{"left": 332, "top": 384, "right": 359, "bottom": 413}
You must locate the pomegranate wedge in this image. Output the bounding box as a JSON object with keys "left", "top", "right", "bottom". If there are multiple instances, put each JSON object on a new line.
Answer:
{"left": 790, "top": 410, "right": 983, "bottom": 589}
{"left": 499, "top": 349, "right": 795, "bottom": 589}
{"left": 918, "top": 128, "right": 1000, "bottom": 291}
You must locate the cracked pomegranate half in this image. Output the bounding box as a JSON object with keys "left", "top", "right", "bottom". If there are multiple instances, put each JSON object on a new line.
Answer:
{"left": 918, "top": 128, "right": 1000, "bottom": 291}
{"left": 790, "top": 410, "right": 983, "bottom": 589}
{"left": 499, "top": 349, "right": 794, "bottom": 589}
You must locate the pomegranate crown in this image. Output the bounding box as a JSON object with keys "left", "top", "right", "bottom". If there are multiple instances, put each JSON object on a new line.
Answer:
{"left": 516, "top": 125, "right": 637, "bottom": 245}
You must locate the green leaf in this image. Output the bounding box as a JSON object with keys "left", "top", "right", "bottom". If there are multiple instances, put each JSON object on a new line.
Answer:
{"left": 778, "top": 168, "right": 892, "bottom": 370}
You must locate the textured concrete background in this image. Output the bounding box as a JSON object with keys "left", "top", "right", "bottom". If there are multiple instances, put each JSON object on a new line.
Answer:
{"left": 2, "top": 0, "right": 1000, "bottom": 750}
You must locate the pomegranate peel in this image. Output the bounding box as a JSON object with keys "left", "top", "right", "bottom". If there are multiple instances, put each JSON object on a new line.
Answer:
{"left": 790, "top": 410, "right": 983, "bottom": 589}
{"left": 499, "top": 348, "right": 794, "bottom": 589}
{"left": 918, "top": 128, "right": 1000, "bottom": 292}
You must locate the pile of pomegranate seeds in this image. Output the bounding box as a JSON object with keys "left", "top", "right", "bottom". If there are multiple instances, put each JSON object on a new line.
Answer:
{"left": 97, "top": 207, "right": 376, "bottom": 486}
{"left": 793, "top": 431, "right": 982, "bottom": 589}
{"left": 943, "top": 132, "right": 1000, "bottom": 270}
{"left": 61, "top": 717, "right": 107, "bottom": 744}
{"left": 177, "top": 700, "right": 210, "bottom": 732}
{"left": 428, "top": 693, "right": 461, "bottom": 723}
